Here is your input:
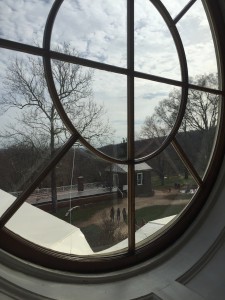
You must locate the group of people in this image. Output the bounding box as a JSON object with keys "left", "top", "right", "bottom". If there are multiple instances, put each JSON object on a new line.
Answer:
{"left": 110, "top": 207, "right": 127, "bottom": 223}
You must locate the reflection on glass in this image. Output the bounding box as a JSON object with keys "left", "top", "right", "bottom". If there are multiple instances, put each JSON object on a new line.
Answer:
{"left": 0, "top": 0, "right": 54, "bottom": 45}
{"left": 135, "top": 149, "right": 196, "bottom": 246}
{"left": 135, "top": 78, "right": 181, "bottom": 158}
{"left": 135, "top": 0, "right": 181, "bottom": 80}
{"left": 176, "top": 1, "right": 218, "bottom": 85}
{"left": 177, "top": 90, "right": 219, "bottom": 178}
{"left": 52, "top": 0, "right": 127, "bottom": 68}
{"left": 52, "top": 60, "right": 127, "bottom": 153}
{"left": 0, "top": 50, "right": 61, "bottom": 217}
{"left": 93, "top": 69, "right": 127, "bottom": 151}
{"left": 7, "top": 142, "right": 128, "bottom": 255}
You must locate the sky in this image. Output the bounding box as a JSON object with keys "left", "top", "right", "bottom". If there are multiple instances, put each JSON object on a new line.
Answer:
{"left": 0, "top": 0, "right": 218, "bottom": 147}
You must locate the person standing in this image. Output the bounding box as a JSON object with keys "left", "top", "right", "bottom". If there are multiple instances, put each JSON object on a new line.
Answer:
{"left": 110, "top": 207, "right": 115, "bottom": 222}
{"left": 117, "top": 207, "right": 121, "bottom": 222}
{"left": 122, "top": 207, "right": 127, "bottom": 223}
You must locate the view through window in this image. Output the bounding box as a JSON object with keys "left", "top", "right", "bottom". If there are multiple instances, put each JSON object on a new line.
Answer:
{"left": 0, "top": 0, "right": 223, "bottom": 268}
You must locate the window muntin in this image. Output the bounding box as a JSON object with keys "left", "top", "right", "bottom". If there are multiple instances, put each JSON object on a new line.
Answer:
{"left": 0, "top": 0, "right": 224, "bottom": 271}
{"left": 160, "top": 0, "right": 190, "bottom": 19}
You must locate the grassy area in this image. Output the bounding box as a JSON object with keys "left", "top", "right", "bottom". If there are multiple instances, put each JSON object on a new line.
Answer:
{"left": 151, "top": 175, "right": 196, "bottom": 190}
{"left": 51, "top": 201, "right": 187, "bottom": 251}
{"left": 54, "top": 203, "right": 186, "bottom": 226}
{"left": 135, "top": 204, "right": 186, "bottom": 224}
{"left": 79, "top": 203, "right": 186, "bottom": 251}
{"left": 164, "top": 193, "right": 192, "bottom": 201}
{"left": 52, "top": 195, "right": 187, "bottom": 226}
{"left": 52, "top": 198, "right": 121, "bottom": 224}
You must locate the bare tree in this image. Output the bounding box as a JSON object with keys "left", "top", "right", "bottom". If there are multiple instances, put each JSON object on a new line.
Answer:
{"left": 151, "top": 73, "right": 219, "bottom": 134}
{"left": 140, "top": 73, "right": 219, "bottom": 180}
{"left": 0, "top": 43, "right": 111, "bottom": 212}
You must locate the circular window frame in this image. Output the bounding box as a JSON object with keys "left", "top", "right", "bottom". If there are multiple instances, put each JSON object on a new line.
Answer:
{"left": 0, "top": 0, "right": 225, "bottom": 274}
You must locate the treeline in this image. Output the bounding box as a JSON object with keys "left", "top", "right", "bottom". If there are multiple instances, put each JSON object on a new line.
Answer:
{"left": 0, "top": 145, "right": 107, "bottom": 193}
{"left": 0, "top": 128, "right": 215, "bottom": 193}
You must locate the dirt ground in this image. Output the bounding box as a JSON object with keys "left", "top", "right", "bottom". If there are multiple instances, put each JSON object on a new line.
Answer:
{"left": 77, "top": 189, "right": 190, "bottom": 228}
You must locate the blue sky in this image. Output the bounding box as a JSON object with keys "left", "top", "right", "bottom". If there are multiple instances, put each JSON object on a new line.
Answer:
{"left": 0, "top": 0, "right": 218, "bottom": 144}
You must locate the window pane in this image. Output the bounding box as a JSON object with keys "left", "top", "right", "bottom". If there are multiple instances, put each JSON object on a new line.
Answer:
{"left": 0, "top": 50, "right": 63, "bottom": 217}
{"left": 135, "top": 78, "right": 182, "bottom": 158}
{"left": 134, "top": 0, "right": 181, "bottom": 80}
{"left": 135, "top": 148, "right": 197, "bottom": 247}
{"left": 51, "top": 60, "right": 127, "bottom": 155}
{"left": 176, "top": 89, "right": 219, "bottom": 178}
{"left": 176, "top": 1, "right": 218, "bottom": 87}
{"left": 52, "top": 0, "right": 127, "bottom": 68}
{"left": 0, "top": 0, "right": 54, "bottom": 45}
{"left": 6, "top": 142, "right": 128, "bottom": 255}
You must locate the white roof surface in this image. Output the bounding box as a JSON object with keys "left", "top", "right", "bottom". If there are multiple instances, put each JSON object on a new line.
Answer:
{"left": 98, "top": 215, "right": 176, "bottom": 254}
{"left": 109, "top": 162, "right": 152, "bottom": 173}
{"left": 0, "top": 189, "right": 176, "bottom": 256}
{"left": 0, "top": 189, "right": 93, "bottom": 255}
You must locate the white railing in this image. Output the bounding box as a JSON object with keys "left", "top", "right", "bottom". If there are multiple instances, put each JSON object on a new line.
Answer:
{"left": 9, "top": 182, "right": 104, "bottom": 198}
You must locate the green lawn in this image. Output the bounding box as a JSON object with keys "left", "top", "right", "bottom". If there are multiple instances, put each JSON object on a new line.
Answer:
{"left": 52, "top": 199, "right": 121, "bottom": 224}
{"left": 53, "top": 199, "right": 186, "bottom": 226}
{"left": 135, "top": 204, "right": 186, "bottom": 223}
{"left": 79, "top": 203, "right": 186, "bottom": 251}
{"left": 151, "top": 175, "right": 196, "bottom": 190}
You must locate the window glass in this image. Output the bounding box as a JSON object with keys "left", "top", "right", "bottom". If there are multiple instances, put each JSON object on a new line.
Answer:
{"left": 93, "top": 69, "right": 127, "bottom": 152}
{"left": 137, "top": 173, "right": 143, "bottom": 185}
{"left": 176, "top": 88, "right": 219, "bottom": 178}
{"left": 0, "top": 0, "right": 223, "bottom": 269}
{"left": 0, "top": 0, "right": 54, "bottom": 45}
{"left": 135, "top": 149, "right": 196, "bottom": 247}
{"left": 135, "top": 0, "right": 181, "bottom": 80}
{"left": 176, "top": 1, "right": 218, "bottom": 86}
{"left": 135, "top": 79, "right": 182, "bottom": 158}
{"left": 7, "top": 142, "right": 128, "bottom": 255}
{"left": 0, "top": 49, "right": 63, "bottom": 217}
{"left": 51, "top": 59, "right": 127, "bottom": 154}
{"left": 51, "top": 0, "right": 127, "bottom": 68}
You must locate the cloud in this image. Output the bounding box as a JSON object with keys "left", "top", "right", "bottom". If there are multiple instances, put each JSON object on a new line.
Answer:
{"left": 176, "top": 1, "right": 218, "bottom": 81}
{"left": 0, "top": 0, "right": 219, "bottom": 143}
{"left": 0, "top": 0, "right": 53, "bottom": 44}
{"left": 142, "top": 92, "right": 168, "bottom": 100}
{"left": 51, "top": 0, "right": 127, "bottom": 67}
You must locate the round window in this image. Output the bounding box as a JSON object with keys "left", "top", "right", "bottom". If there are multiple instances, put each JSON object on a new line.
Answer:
{"left": 0, "top": 0, "right": 224, "bottom": 272}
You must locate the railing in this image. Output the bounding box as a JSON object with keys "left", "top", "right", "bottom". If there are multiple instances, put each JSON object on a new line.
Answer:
{"left": 9, "top": 182, "right": 104, "bottom": 198}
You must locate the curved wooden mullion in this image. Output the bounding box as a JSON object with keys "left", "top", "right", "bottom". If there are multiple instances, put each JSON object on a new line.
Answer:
{"left": 173, "top": 0, "right": 198, "bottom": 24}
